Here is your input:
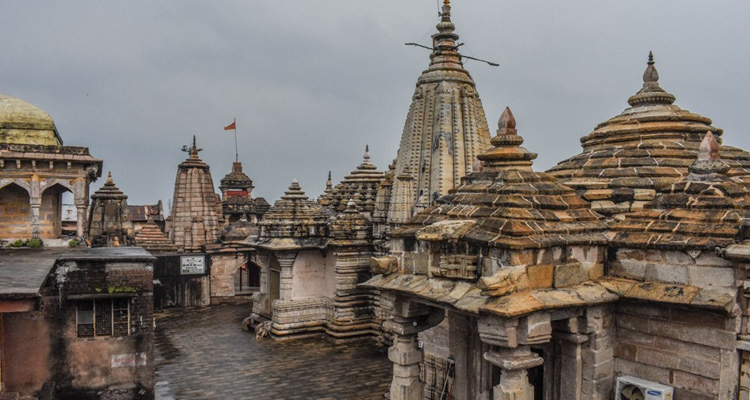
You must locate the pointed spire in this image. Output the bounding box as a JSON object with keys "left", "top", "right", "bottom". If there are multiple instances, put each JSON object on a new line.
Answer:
{"left": 628, "top": 51, "right": 675, "bottom": 106}
{"left": 364, "top": 144, "right": 371, "bottom": 163}
{"left": 325, "top": 170, "right": 333, "bottom": 190}
{"left": 477, "top": 106, "right": 537, "bottom": 171}
{"left": 428, "top": 0, "right": 461, "bottom": 70}
{"left": 282, "top": 179, "right": 308, "bottom": 200}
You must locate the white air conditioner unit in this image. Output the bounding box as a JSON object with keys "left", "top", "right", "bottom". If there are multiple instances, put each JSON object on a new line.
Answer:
{"left": 615, "top": 375, "right": 673, "bottom": 400}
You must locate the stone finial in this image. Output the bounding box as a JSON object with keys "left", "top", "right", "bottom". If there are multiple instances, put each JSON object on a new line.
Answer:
{"left": 698, "top": 131, "right": 721, "bottom": 161}
{"left": 477, "top": 106, "right": 537, "bottom": 171}
{"left": 326, "top": 170, "right": 333, "bottom": 190}
{"left": 688, "top": 131, "right": 730, "bottom": 176}
{"left": 643, "top": 51, "right": 658, "bottom": 84}
{"left": 497, "top": 106, "right": 517, "bottom": 136}
{"left": 106, "top": 171, "right": 114, "bottom": 185}
{"left": 628, "top": 51, "right": 675, "bottom": 106}
{"left": 364, "top": 144, "right": 371, "bottom": 162}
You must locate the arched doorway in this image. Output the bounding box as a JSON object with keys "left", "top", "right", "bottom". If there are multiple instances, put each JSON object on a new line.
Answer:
{"left": 234, "top": 261, "right": 260, "bottom": 294}
{"left": 40, "top": 183, "right": 71, "bottom": 239}
{"left": 0, "top": 183, "right": 32, "bottom": 239}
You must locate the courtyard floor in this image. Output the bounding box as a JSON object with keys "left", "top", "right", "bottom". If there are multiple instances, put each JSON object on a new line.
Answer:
{"left": 154, "top": 302, "right": 392, "bottom": 400}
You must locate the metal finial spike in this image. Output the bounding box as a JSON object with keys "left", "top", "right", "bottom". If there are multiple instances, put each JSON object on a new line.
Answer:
{"left": 364, "top": 144, "right": 371, "bottom": 161}
{"left": 106, "top": 171, "right": 113, "bottom": 184}
{"left": 648, "top": 51, "right": 654, "bottom": 65}
{"left": 327, "top": 170, "right": 332, "bottom": 180}
{"left": 192, "top": 135, "right": 197, "bottom": 148}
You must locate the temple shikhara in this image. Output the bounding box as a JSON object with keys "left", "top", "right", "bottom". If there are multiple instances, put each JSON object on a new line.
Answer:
{"left": 2, "top": 1, "right": 750, "bottom": 399}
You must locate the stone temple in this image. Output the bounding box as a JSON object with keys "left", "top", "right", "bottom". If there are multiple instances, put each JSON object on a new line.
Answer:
{"left": 5, "top": 2, "right": 750, "bottom": 400}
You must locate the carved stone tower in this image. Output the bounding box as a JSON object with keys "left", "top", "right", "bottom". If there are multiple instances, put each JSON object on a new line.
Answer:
{"left": 87, "top": 171, "right": 135, "bottom": 247}
{"left": 386, "top": 1, "right": 492, "bottom": 226}
{"left": 167, "top": 136, "right": 222, "bottom": 252}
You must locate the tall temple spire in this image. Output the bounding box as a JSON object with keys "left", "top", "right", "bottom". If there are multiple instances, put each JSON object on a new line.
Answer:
{"left": 384, "top": 2, "right": 491, "bottom": 225}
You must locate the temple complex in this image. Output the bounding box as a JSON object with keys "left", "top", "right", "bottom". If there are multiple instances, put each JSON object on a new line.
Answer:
{"left": 166, "top": 136, "right": 223, "bottom": 252}
{"left": 0, "top": 93, "right": 102, "bottom": 242}
{"left": 376, "top": 1, "right": 492, "bottom": 232}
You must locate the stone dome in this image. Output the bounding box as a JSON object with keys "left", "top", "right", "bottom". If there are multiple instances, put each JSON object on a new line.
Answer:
{"left": 0, "top": 93, "right": 62, "bottom": 146}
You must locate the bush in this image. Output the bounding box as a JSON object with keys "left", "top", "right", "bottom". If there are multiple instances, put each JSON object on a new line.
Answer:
{"left": 69, "top": 239, "right": 80, "bottom": 247}
{"left": 9, "top": 239, "right": 25, "bottom": 248}
{"left": 27, "top": 239, "right": 42, "bottom": 248}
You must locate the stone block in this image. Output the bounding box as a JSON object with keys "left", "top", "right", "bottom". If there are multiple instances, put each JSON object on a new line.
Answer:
{"left": 644, "top": 263, "right": 688, "bottom": 285}
{"left": 616, "top": 314, "right": 651, "bottom": 334}
{"left": 614, "top": 342, "right": 636, "bottom": 361}
{"left": 665, "top": 251, "right": 693, "bottom": 265}
{"left": 649, "top": 319, "right": 736, "bottom": 350}
{"left": 526, "top": 264, "right": 553, "bottom": 288}
{"left": 634, "top": 346, "right": 680, "bottom": 369}
{"left": 688, "top": 266, "right": 735, "bottom": 288}
{"left": 679, "top": 355, "right": 721, "bottom": 379}
{"left": 587, "top": 262, "right": 604, "bottom": 280}
{"left": 609, "top": 259, "right": 647, "bottom": 280}
{"left": 554, "top": 262, "right": 588, "bottom": 288}
{"left": 614, "top": 358, "right": 670, "bottom": 384}
{"left": 672, "top": 370, "right": 719, "bottom": 396}
{"left": 582, "top": 346, "right": 614, "bottom": 365}
{"left": 694, "top": 252, "right": 734, "bottom": 267}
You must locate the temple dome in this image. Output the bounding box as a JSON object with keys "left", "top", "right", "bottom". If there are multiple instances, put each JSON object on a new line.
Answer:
{"left": 548, "top": 53, "right": 750, "bottom": 217}
{"left": 0, "top": 93, "right": 62, "bottom": 146}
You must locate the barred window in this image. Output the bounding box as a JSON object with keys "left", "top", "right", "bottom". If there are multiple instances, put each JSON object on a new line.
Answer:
{"left": 77, "top": 298, "right": 130, "bottom": 338}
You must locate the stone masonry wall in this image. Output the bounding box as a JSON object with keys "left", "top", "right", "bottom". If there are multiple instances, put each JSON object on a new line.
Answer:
{"left": 614, "top": 301, "right": 738, "bottom": 399}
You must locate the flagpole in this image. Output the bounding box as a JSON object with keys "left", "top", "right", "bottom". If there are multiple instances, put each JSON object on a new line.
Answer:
{"left": 233, "top": 118, "right": 238, "bottom": 163}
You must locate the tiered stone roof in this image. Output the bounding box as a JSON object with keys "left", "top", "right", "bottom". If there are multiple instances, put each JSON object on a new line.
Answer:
{"left": 392, "top": 107, "right": 607, "bottom": 249}
{"left": 320, "top": 145, "right": 384, "bottom": 214}
{"left": 611, "top": 132, "right": 750, "bottom": 250}
{"left": 219, "top": 161, "right": 268, "bottom": 221}
{"left": 386, "top": 1, "right": 491, "bottom": 224}
{"left": 250, "top": 180, "right": 330, "bottom": 250}
{"left": 134, "top": 219, "right": 177, "bottom": 253}
{"left": 549, "top": 53, "right": 750, "bottom": 217}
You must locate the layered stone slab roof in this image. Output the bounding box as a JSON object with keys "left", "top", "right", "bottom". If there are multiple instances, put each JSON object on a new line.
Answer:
{"left": 134, "top": 219, "right": 177, "bottom": 253}
{"left": 611, "top": 132, "right": 750, "bottom": 250}
{"left": 250, "top": 180, "right": 330, "bottom": 250}
{"left": 320, "top": 146, "right": 384, "bottom": 214}
{"left": 392, "top": 107, "right": 607, "bottom": 249}
{"left": 548, "top": 53, "right": 750, "bottom": 217}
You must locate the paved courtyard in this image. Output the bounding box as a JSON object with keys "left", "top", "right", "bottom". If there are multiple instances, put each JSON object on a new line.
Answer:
{"left": 154, "top": 302, "right": 392, "bottom": 399}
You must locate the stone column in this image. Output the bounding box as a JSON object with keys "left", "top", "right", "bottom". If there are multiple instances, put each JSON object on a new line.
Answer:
{"left": 74, "top": 177, "right": 89, "bottom": 238}
{"left": 29, "top": 179, "right": 41, "bottom": 239}
{"left": 382, "top": 293, "right": 445, "bottom": 400}
{"left": 553, "top": 318, "right": 588, "bottom": 400}
{"left": 484, "top": 346, "right": 543, "bottom": 400}
{"left": 276, "top": 252, "right": 296, "bottom": 301}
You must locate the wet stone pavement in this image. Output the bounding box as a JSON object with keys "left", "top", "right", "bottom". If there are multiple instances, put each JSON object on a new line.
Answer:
{"left": 154, "top": 302, "right": 392, "bottom": 400}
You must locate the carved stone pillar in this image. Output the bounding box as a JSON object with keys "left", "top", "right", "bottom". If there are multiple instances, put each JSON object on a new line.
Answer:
{"left": 29, "top": 179, "right": 41, "bottom": 239}
{"left": 275, "top": 252, "right": 296, "bottom": 301}
{"left": 484, "top": 346, "right": 543, "bottom": 400}
{"left": 74, "top": 178, "right": 89, "bottom": 238}
{"left": 383, "top": 293, "right": 445, "bottom": 400}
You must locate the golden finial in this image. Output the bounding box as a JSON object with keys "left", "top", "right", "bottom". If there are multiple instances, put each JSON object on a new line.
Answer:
{"left": 444, "top": 0, "right": 450, "bottom": 5}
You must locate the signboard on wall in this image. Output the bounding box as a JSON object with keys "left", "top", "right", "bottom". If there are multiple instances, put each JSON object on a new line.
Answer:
{"left": 180, "top": 255, "right": 206, "bottom": 275}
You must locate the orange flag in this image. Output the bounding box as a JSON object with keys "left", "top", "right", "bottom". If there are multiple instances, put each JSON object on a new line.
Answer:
{"left": 224, "top": 120, "right": 236, "bottom": 131}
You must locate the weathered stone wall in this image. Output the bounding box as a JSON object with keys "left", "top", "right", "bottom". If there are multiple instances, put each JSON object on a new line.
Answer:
{"left": 210, "top": 252, "right": 244, "bottom": 298}
{"left": 611, "top": 248, "right": 736, "bottom": 289}
{"left": 291, "top": 250, "right": 333, "bottom": 299}
{"left": 1, "top": 310, "right": 51, "bottom": 394}
{"left": 614, "top": 301, "right": 738, "bottom": 399}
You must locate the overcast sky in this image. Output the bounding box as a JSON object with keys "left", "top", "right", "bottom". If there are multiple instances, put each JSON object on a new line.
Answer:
{"left": 2, "top": 1, "right": 749, "bottom": 208}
